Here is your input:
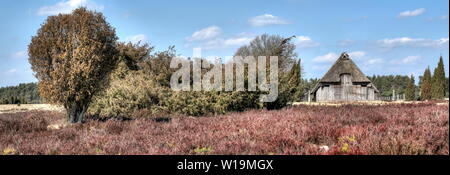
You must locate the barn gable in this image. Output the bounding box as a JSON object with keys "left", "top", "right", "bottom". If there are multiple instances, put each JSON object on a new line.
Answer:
{"left": 320, "top": 52, "right": 371, "bottom": 83}
{"left": 311, "top": 52, "right": 379, "bottom": 102}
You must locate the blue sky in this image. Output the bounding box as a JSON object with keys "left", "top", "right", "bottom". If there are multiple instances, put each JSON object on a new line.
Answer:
{"left": 0, "top": 0, "right": 448, "bottom": 87}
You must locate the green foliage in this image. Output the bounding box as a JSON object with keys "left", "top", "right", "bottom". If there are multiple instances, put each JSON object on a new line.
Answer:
{"left": 446, "top": 77, "right": 449, "bottom": 98}
{"left": 369, "top": 75, "right": 410, "bottom": 97}
{"left": 89, "top": 43, "right": 262, "bottom": 117}
{"left": 266, "top": 59, "right": 304, "bottom": 109}
{"left": 431, "top": 56, "right": 446, "bottom": 99}
{"left": 89, "top": 68, "right": 170, "bottom": 117}
{"left": 89, "top": 34, "right": 311, "bottom": 117}
{"left": 28, "top": 8, "right": 119, "bottom": 123}
{"left": 303, "top": 78, "right": 320, "bottom": 93}
{"left": 140, "top": 46, "right": 176, "bottom": 87}
{"left": 162, "top": 91, "right": 260, "bottom": 116}
{"left": 0, "top": 83, "right": 41, "bottom": 104}
{"left": 162, "top": 91, "right": 216, "bottom": 116}
{"left": 405, "top": 75, "right": 416, "bottom": 101}
{"left": 89, "top": 42, "right": 166, "bottom": 117}
{"left": 285, "top": 59, "right": 304, "bottom": 101}
{"left": 234, "top": 34, "right": 304, "bottom": 109}
{"left": 234, "top": 34, "right": 297, "bottom": 72}
{"left": 420, "top": 67, "right": 432, "bottom": 100}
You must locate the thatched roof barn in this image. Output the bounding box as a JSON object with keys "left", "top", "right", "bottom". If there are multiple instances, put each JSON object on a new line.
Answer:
{"left": 311, "top": 52, "right": 379, "bottom": 102}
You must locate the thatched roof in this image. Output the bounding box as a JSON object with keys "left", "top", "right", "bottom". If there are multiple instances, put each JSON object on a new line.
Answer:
{"left": 319, "top": 52, "right": 371, "bottom": 83}
{"left": 310, "top": 52, "right": 379, "bottom": 94}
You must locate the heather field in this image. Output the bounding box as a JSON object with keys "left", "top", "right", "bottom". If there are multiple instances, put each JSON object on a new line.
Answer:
{"left": 0, "top": 101, "right": 448, "bottom": 155}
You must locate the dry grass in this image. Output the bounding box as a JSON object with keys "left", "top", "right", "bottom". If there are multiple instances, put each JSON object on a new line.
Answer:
{"left": 0, "top": 104, "right": 64, "bottom": 114}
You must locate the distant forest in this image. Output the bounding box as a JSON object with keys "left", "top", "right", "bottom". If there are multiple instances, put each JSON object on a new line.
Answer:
{"left": 0, "top": 83, "right": 42, "bottom": 104}
{"left": 369, "top": 75, "right": 449, "bottom": 98}
{"left": 369, "top": 75, "right": 412, "bottom": 97}
{"left": 1, "top": 75, "right": 447, "bottom": 104}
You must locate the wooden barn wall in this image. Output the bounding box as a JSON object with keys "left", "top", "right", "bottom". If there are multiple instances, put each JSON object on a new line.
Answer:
{"left": 315, "top": 84, "right": 377, "bottom": 102}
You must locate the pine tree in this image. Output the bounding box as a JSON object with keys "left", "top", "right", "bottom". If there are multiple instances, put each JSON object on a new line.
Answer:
{"left": 420, "top": 67, "right": 432, "bottom": 100}
{"left": 431, "top": 56, "right": 446, "bottom": 99}
{"left": 446, "top": 77, "right": 449, "bottom": 98}
{"left": 286, "top": 59, "right": 303, "bottom": 101}
{"left": 405, "top": 75, "right": 416, "bottom": 101}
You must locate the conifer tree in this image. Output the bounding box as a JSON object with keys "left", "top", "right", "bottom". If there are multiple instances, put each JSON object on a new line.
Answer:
{"left": 420, "top": 67, "right": 432, "bottom": 100}
{"left": 431, "top": 56, "right": 446, "bottom": 99}
{"left": 405, "top": 75, "right": 416, "bottom": 101}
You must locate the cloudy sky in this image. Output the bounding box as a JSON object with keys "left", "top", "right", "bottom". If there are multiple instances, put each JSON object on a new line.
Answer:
{"left": 0, "top": 0, "right": 448, "bottom": 87}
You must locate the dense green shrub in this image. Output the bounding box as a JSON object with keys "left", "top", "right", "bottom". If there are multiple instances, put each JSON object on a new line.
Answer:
{"left": 89, "top": 67, "right": 170, "bottom": 117}
{"left": 89, "top": 34, "right": 306, "bottom": 118}
{"left": 162, "top": 91, "right": 261, "bottom": 116}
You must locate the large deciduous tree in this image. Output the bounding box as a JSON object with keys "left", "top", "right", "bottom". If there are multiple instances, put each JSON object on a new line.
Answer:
{"left": 28, "top": 8, "right": 119, "bottom": 123}
{"left": 234, "top": 34, "right": 297, "bottom": 72}
{"left": 234, "top": 34, "right": 301, "bottom": 109}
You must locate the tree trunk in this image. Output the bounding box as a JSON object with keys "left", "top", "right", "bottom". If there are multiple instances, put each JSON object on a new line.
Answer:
{"left": 67, "top": 103, "right": 87, "bottom": 123}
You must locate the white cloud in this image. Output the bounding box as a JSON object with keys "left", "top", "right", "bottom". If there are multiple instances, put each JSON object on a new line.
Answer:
{"left": 338, "top": 39, "right": 356, "bottom": 46}
{"left": 249, "top": 14, "right": 289, "bottom": 27}
{"left": 223, "top": 37, "right": 253, "bottom": 46}
{"left": 295, "top": 36, "right": 320, "bottom": 48}
{"left": 11, "top": 51, "right": 27, "bottom": 59}
{"left": 377, "top": 37, "right": 449, "bottom": 49}
{"left": 390, "top": 55, "right": 422, "bottom": 64}
{"left": 313, "top": 51, "right": 366, "bottom": 63}
{"left": 439, "top": 38, "right": 450, "bottom": 44}
{"left": 37, "top": 0, "right": 104, "bottom": 16}
{"left": 313, "top": 53, "right": 338, "bottom": 63}
{"left": 4, "top": 69, "right": 18, "bottom": 74}
{"left": 124, "top": 34, "right": 148, "bottom": 44}
{"left": 312, "top": 65, "right": 330, "bottom": 71}
{"left": 186, "top": 26, "right": 222, "bottom": 41}
{"left": 400, "top": 55, "right": 421, "bottom": 64}
{"left": 397, "top": 8, "right": 426, "bottom": 18}
{"left": 197, "top": 39, "right": 223, "bottom": 50}
{"left": 194, "top": 36, "right": 253, "bottom": 51}
{"left": 365, "top": 58, "right": 384, "bottom": 65}
{"left": 348, "top": 51, "right": 366, "bottom": 59}
{"left": 186, "top": 28, "right": 255, "bottom": 51}
{"left": 428, "top": 15, "right": 449, "bottom": 21}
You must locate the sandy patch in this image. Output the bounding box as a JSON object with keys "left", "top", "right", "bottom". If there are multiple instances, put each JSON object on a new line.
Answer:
{"left": 0, "top": 104, "right": 64, "bottom": 114}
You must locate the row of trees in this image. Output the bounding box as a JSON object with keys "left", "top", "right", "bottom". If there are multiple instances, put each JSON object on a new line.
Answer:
{"left": 403, "top": 56, "right": 448, "bottom": 101}
{"left": 370, "top": 56, "right": 448, "bottom": 101}
{"left": 369, "top": 75, "right": 411, "bottom": 97}
{"left": 0, "top": 83, "right": 42, "bottom": 104}
{"left": 418, "top": 56, "right": 448, "bottom": 101}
